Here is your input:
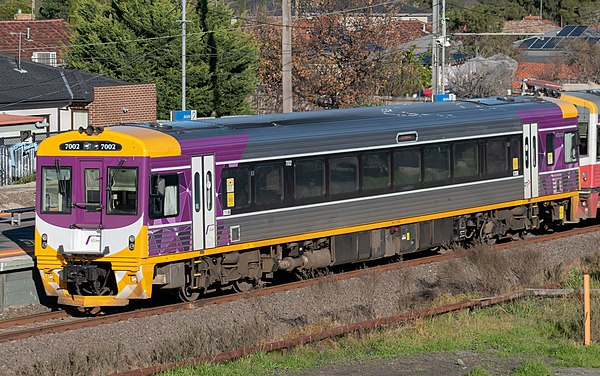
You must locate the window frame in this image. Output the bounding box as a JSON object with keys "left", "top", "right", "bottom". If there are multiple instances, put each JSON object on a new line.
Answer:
{"left": 149, "top": 173, "right": 180, "bottom": 219}
{"left": 328, "top": 154, "right": 360, "bottom": 197}
{"left": 221, "top": 166, "right": 252, "bottom": 210}
{"left": 452, "top": 140, "right": 479, "bottom": 182}
{"left": 106, "top": 166, "right": 138, "bottom": 215}
{"left": 40, "top": 166, "right": 72, "bottom": 214}
{"left": 254, "top": 162, "right": 284, "bottom": 206}
{"left": 293, "top": 157, "right": 326, "bottom": 201}
{"left": 564, "top": 131, "right": 579, "bottom": 164}
{"left": 361, "top": 151, "right": 391, "bottom": 193}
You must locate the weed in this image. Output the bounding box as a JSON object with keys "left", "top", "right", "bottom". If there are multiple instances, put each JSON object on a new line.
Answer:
{"left": 509, "top": 359, "right": 553, "bottom": 376}
{"left": 467, "top": 365, "right": 492, "bottom": 376}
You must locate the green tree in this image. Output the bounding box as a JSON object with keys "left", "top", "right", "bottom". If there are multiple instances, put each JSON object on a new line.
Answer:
{"left": 39, "top": 0, "right": 73, "bottom": 20}
{"left": 66, "top": 0, "right": 258, "bottom": 119}
{"left": 0, "top": 0, "right": 30, "bottom": 20}
{"left": 381, "top": 46, "right": 431, "bottom": 97}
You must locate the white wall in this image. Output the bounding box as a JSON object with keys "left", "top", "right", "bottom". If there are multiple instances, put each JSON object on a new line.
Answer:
{"left": 1, "top": 106, "right": 73, "bottom": 133}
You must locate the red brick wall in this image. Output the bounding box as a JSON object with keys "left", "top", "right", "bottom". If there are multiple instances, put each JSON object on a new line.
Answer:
{"left": 87, "top": 84, "right": 156, "bottom": 126}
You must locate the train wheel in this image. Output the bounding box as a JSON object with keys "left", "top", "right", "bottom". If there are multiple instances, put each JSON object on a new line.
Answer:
{"left": 233, "top": 279, "right": 254, "bottom": 293}
{"left": 178, "top": 286, "right": 200, "bottom": 302}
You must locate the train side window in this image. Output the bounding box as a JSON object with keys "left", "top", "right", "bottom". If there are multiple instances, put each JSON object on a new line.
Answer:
{"left": 564, "top": 131, "right": 578, "bottom": 164}
{"left": 41, "top": 167, "right": 72, "bottom": 214}
{"left": 545, "top": 133, "right": 555, "bottom": 166}
{"left": 453, "top": 141, "right": 478, "bottom": 179}
{"left": 149, "top": 174, "right": 179, "bottom": 219}
{"left": 579, "top": 122, "right": 589, "bottom": 156}
{"left": 295, "top": 158, "right": 325, "bottom": 200}
{"left": 423, "top": 145, "right": 450, "bottom": 183}
{"left": 394, "top": 147, "right": 420, "bottom": 189}
{"left": 329, "top": 156, "right": 359, "bottom": 195}
{"left": 485, "top": 139, "right": 508, "bottom": 175}
{"left": 362, "top": 151, "right": 390, "bottom": 191}
{"left": 221, "top": 167, "right": 251, "bottom": 209}
{"left": 255, "top": 163, "right": 283, "bottom": 204}
{"left": 107, "top": 167, "right": 138, "bottom": 215}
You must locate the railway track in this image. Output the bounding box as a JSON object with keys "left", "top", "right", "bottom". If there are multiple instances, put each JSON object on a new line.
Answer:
{"left": 2, "top": 222, "right": 598, "bottom": 345}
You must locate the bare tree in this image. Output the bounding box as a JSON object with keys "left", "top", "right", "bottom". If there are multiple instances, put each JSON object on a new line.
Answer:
{"left": 446, "top": 54, "right": 516, "bottom": 98}
{"left": 253, "top": 0, "right": 407, "bottom": 111}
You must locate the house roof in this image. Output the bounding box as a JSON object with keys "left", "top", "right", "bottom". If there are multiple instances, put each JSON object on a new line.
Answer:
{"left": 0, "top": 19, "right": 70, "bottom": 63}
{"left": 0, "top": 53, "right": 131, "bottom": 110}
{"left": 512, "top": 61, "right": 576, "bottom": 90}
{"left": 502, "top": 16, "right": 559, "bottom": 34}
{"left": 0, "top": 114, "right": 45, "bottom": 126}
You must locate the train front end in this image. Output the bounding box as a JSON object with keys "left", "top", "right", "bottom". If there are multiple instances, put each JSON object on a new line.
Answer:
{"left": 34, "top": 125, "right": 180, "bottom": 307}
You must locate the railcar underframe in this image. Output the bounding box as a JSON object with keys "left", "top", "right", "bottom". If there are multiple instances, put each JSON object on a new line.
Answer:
{"left": 152, "top": 197, "right": 573, "bottom": 298}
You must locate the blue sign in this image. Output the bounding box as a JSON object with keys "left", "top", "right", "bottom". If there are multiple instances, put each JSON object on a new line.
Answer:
{"left": 170, "top": 110, "right": 197, "bottom": 121}
{"left": 434, "top": 94, "right": 456, "bottom": 102}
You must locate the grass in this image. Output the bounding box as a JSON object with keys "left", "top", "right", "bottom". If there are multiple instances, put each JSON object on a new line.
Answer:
{"left": 160, "top": 292, "right": 600, "bottom": 376}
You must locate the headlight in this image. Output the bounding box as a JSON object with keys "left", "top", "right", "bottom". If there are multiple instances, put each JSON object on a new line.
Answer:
{"left": 41, "top": 233, "right": 48, "bottom": 249}
{"left": 128, "top": 235, "right": 135, "bottom": 250}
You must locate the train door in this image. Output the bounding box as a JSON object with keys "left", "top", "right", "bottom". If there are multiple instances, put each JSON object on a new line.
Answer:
{"left": 523, "top": 123, "right": 539, "bottom": 199}
{"left": 74, "top": 159, "right": 104, "bottom": 254}
{"left": 191, "top": 155, "right": 216, "bottom": 251}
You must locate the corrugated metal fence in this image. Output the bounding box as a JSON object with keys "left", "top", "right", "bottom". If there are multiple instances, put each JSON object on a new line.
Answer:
{"left": 0, "top": 132, "right": 59, "bottom": 186}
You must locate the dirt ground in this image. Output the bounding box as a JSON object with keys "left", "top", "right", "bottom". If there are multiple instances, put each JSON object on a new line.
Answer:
{"left": 0, "top": 182, "right": 36, "bottom": 211}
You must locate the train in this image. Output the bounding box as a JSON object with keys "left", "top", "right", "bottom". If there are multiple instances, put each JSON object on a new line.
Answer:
{"left": 35, "top": 94, "right": 590, "bottom": 309}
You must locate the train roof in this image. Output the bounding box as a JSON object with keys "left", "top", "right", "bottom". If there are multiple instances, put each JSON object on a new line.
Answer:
{"left": 560, "top": 91, "right": 600, "bottom": 114}
{"left": 39, "top": 97, "right": 576, "bottom": 161}
{"left": 128, "top": 97, "right": 562, "bottom": 141}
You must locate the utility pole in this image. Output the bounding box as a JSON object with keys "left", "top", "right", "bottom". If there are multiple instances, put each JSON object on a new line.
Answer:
{"left": 181, "top": 0, "right": 187, "bottom": 111}
{"left": 431, "top": 0, "right": 439, "bottom": 100}
{"left": 441, "top": 0, "right": 447, "bottom": 95}
{"left": 282, "top": 0, "right": 292, "bottom": 113}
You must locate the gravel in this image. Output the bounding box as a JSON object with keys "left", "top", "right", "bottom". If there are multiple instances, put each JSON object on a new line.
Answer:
{"left": 0, "top": 231, "right": 598, "bottom": 375}
{"left": 0, "top": 182, "right": 36, "bottom": 211}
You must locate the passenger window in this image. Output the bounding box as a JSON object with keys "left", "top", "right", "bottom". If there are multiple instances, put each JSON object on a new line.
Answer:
{"left": 564, "top": 131, "right": 578, "bottom": 164}
{"left": 453, "top": 142, "right": 478, "bottom": 179}
{"left": 423, "top": 145, "right": 450, "bottom": 183}
{"left": 255, "top": 164, "right": 283, "bottom": 204}
{"left": 362, "top": 152, "right": 390, "bottom": 191}
{"left": 485, "top": 139, "right": 507, "bottom": 175}
{"left": 221, "top": 167, "right": 251, "bottom": 209}
{"left": 545, "top": 134, "right": 555, "bottom": 166}
{"left": 394, "top": 148, "right": 420, "bottom": 188}
{"left": 329, "top": 156, "right": 359, "bottom": 195}
{"left": 149, "top": 174, "right": 179, "bottom": 219}
{"left": 107, "top": 167, "right": 138, "bottom": 215}
{"left": 294, "top": 158, "right": 325, "bottom": 200}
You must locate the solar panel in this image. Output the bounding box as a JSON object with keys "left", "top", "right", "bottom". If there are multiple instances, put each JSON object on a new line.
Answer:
{"left": 530, "top": 37, "right": 550, "bottom": 49}
{"left": 557, "top": 25, "right": 576, "bottom": 37}
{"left": 571, "top": 26, "right": 588, "bottom": 37}
{"left": 587, "top": 37, "right": 600, "bottom": 46}
{"left": 520, "top": 37, "right": 537, "bottom": 48}
{"left": 541, "top": 37, "right": 559, "bottom": 49}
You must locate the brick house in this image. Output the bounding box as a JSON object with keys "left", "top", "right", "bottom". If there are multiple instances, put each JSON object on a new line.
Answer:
{"left": 0, "top": 14, "right": 70, "bottom": 67}
{"left": 0, "top": 52, "right": 156, "bottom": 133}
{"left": 502, "top": 15, "right": 559, "bottom": 34}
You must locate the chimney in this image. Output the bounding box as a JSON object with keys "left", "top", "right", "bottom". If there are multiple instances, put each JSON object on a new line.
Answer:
{"left": 14, "top": 9, "right": 35, "bottom": 21}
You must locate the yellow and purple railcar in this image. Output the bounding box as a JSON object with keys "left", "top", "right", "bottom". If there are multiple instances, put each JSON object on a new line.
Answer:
{"left": 35, "top": 96, "right": 581, "bottom": 308}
